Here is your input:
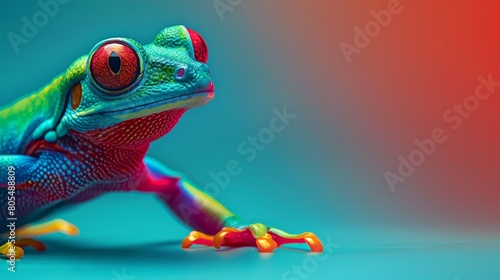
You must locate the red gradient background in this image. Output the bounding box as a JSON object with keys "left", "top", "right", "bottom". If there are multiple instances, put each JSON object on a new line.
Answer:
{"left": 247, "top": 0, "right": 500, "bottom": 230}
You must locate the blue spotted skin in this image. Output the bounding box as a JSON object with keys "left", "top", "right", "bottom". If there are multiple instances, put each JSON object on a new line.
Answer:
{"left": 0, "top": 25, "right": 323, "bottom": 254}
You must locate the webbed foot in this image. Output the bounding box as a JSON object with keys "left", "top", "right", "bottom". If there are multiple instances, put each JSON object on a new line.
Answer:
{"left": 182, "top": 223, "right": 323, "bottom": 253}
{"left": 1, "top": 219, "right": 79, "bottom": 259}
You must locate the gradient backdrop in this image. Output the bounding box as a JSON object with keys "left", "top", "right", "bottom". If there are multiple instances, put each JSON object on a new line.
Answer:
{"left": 1, "top": 0, "right": 500, "bottom": 279}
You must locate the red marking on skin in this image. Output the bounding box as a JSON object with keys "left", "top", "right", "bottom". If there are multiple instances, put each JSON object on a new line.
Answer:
{"left": 207, "top": 82, "right": 214, "bottom": 91}
{"left": 82, "top": 108, "right": 187, "bottom": 148}
{"left": 60, "top": 108, "right": 188, "bottom": 191}
{"left": 65, "top": 130, "right": 149, "bottom": 180}
{"left": 0, "top": 182, "right": 30, "bottom": 189}
{"left": 136, "top": 172, "right": 178, "bottom": 193}
{"left": 24, "top": 139, "right": 82, "bottom": 161}
{"left": 187, "top": 28, "right": 208, "bottom": 63}
{"left": 220, "top": 229, "right": 255, "bottom": 247}
{"left": 269, "top": 232, "right": 293, "bottom": 247}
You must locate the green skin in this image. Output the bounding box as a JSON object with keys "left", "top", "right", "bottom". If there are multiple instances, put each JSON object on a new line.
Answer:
{"left": 0, "top": 25, "right": 322, "bottom": 253}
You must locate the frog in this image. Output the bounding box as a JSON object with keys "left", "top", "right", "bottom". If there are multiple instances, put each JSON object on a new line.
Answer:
{"left": 0, "top": 25, "right": 322, "bottom": 259}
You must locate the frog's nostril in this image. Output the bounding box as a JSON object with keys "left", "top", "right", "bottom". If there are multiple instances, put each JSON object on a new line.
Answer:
{"left": 176, "top": 67, "right": 186, "bottom": 79}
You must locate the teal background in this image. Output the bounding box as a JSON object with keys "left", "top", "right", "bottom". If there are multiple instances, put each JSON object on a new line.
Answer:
{"left": 1, "top": 0, "right": 499, "bottom": 279}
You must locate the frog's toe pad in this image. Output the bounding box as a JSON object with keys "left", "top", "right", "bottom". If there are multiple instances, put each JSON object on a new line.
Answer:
{"left": 1, "top": 242, "right": 25, "bottom": 260}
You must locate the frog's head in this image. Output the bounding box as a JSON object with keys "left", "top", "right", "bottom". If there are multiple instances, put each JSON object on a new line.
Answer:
{"left": 59, "top": 25, "right": 213, "bottom": 147}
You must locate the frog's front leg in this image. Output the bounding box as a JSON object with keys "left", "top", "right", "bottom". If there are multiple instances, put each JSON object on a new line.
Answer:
{"left": 136, "top": 157, "right": 323, "bottom": 253}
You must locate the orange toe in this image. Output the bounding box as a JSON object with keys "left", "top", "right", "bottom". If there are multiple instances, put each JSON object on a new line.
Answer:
{"left": 256, "top": 233, "right": 278, "bottom": 253}
{"left": 213, "top": 227, "right": 245, "bottom": 249}
{"left": 16, "top": 238, "right": 46, "bottom": 252}
{"left": 182, "top": 231, "right": 214, "bottom": 248}
{"left": 299, "top": 233, "right": 324, "bottom": 253}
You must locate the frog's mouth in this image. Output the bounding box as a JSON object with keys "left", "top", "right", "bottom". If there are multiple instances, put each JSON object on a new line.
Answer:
{"left": 77, "top": 83, "right": 214, "bottom": 120}
{"left": 113, "top": 89, "right": 214, "bottom": 121}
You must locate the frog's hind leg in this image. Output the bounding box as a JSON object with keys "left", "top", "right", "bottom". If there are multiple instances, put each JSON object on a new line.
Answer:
{"left": 1, "top": 219, "right": 79, "bottom": 259}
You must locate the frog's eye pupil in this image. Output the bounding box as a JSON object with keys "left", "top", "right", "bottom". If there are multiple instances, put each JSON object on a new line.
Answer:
{"left": 108, "top": 51, "right": 121, "bottom": 74}
{"left": 89, "top": 41, "right": 141, "bottom": 93}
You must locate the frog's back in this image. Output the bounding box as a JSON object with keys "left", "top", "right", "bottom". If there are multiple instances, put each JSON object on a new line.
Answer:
{"left": 0, "top": 56, "right": 87, "bottom": 155}
{"left": 0, "top": 93, "right": 51, "bottom": 154}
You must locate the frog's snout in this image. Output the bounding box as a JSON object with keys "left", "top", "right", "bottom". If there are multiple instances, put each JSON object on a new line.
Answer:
{"left": 207, "top": 81, "right": 215, "bottom": 92}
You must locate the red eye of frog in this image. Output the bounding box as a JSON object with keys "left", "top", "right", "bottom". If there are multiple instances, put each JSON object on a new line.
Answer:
{"left": 186, "top": 28, "right": 208, "bottom": 63}
{"left": 89, "top": 41, "right": 142, "bottom": 93}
